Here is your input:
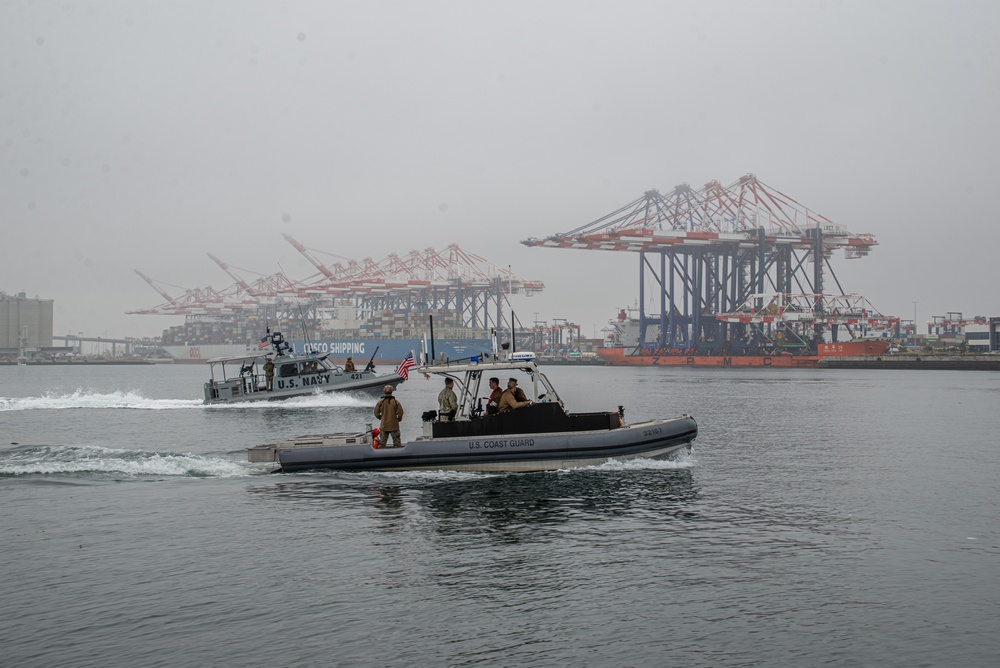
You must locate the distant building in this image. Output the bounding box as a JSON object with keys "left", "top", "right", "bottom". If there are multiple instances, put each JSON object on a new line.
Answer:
{"left": 1, "top": 292, "right": 54, "bottom": 355}
{"left": 964, "top": 324, "right": 990, "bottom": 352}
{"left": 925, "top": 312, "right": 995, "bottom": 351}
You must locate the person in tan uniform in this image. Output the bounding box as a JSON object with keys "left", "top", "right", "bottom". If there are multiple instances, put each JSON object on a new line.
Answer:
{"left": 498, "top": 378, "right": 531, "bottom": 412}
{"left": 509, "top": 377, "right": 528, "bottom": 403}
{"left": 263, "top": 356, "right": 275, "bottom": 391}
{"left": 344, "top": 357, "right": 356, "bottom": 372}
{"left": 374, "top": 385, "right": 404, "bottom": 447}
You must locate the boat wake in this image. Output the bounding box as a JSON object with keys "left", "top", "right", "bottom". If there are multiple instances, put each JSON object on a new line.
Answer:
{"left": 584, "top": 450, "right": 698, "bottom": 471}
{"left": 0, "top": 444, "right": 264, "bottom": 478}
{"left": 0, "top": 390, "right": 202, "bottom": 411}
{"left": 297, "top": 451, "right": 698, "bottom": 483}
{"left": 0, "top": 389, "right": 374, "bottom": 412}
{"left": 204, "top": 393, "right": 374, "bottom": 410}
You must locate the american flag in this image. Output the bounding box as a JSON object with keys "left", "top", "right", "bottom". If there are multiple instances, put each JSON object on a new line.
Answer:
{"left": 395, "top": 352, "right": 415, "bottom": 381}
{"left": 257, "top": 335, "right": 270, "bottom": 349}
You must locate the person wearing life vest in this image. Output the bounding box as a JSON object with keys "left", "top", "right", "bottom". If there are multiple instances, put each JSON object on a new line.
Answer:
{"left": 486, "top": 377, "right": 502, "bottom": 414}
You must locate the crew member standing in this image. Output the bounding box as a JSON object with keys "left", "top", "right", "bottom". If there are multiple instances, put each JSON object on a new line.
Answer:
{"left": 438, "top": 378, "right": 458, "bottom": 422}
{"left": 263, "top": 356, "right": 275, "bottom": 391}
{"left": 374, "top": 385, "right": 404, "bottom": 447}
{"left": 344, "top": 356, "right": 356, "bottom": 372}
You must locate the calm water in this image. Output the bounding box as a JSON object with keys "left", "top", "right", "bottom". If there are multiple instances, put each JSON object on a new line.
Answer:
{"left": 1, "top": 363, "right": 998, "bottom": 667}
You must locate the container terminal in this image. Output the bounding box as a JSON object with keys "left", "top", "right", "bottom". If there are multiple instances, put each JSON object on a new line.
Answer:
{"left": 5, "top": 174, "right": 999, "bottom": 365}
{"left": 126, "top": 239, "right": 544, "bottom": 364}
{"left": 518, "top": 173, "right": 999, "bottom": 365}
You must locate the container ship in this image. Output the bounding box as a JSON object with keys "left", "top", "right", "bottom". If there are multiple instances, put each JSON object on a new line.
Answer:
{"left": 597, "top": 307, "right": 892, "bottom": 368}
{"left": 164, "top": 335, "right": 491, "bottom": 364}
{"left": 596, "top": 341, "right": 892, "bottom": 367}
{"left": 160, "top": 309, "right": 490, "bottom": 364}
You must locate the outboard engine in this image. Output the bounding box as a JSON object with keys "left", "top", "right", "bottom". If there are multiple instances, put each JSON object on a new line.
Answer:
{"left": 420, "top": 410, "right": 437, "bottom": 439}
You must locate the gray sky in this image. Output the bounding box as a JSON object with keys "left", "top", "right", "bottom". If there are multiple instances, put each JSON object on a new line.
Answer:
{"left": 3, "top": 0, "right": 998, "bottom": 339}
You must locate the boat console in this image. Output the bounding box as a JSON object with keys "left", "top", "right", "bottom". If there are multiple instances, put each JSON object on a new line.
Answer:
{"left": 427, "top": 402, "right": 621, "bottom": 439}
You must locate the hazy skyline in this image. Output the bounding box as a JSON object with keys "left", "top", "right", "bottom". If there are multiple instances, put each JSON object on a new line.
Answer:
{"left": 3, "top": 1, "right": 998, "bottom": 339}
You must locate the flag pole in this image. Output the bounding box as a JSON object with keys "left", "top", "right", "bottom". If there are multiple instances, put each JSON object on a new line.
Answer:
{"left": 429, "top": 315, "right": 436, "bottom": 363}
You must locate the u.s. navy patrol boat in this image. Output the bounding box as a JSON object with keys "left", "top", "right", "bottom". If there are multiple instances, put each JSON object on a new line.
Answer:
{"left": 247, "top": 347, "right": 697, "bottom": 472}
{"left": 204, "top": 331, "right": 402, "bottom": 404}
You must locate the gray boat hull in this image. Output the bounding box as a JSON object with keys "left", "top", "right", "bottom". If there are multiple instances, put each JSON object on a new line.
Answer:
{"left": 202, "top": 332, "right": 404, "bottom": 404}
{"left": 204, "top": 370, "right": 401, "bottom": 404}
{"left": 265, "top": 415, "right": 697, "bottom": 473}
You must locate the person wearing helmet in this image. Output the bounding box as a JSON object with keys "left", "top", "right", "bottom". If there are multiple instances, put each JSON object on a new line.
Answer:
{"left": 263, "top": 356, "right": 275, "bottom": 391}
{"left": 373, "top": 385, "right": 404, "bottom": 447}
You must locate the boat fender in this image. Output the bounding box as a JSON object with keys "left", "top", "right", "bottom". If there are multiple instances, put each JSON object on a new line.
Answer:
{"left": 371, "top": 428, "right": 380, "bottom": 449}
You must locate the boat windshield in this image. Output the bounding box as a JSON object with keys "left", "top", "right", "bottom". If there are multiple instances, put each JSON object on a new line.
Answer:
{"left": 278, "top": 358, "right": 336, "bottom": 377}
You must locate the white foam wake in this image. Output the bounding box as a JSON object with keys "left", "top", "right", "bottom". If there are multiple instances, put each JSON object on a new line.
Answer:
{"left": 577, "top": 449, "right": 698, "bottom": 472}
{"left": 0, "top": 445, "right": 263, "bottom": 478}
{"left": 205, "top": 393, "right": 374, "bottom": 409}
{"left": 0, "top": 389, "right": 375, "bottom": 411}
{"left": 0, "top": 389, "right": 202, "bottom": 411}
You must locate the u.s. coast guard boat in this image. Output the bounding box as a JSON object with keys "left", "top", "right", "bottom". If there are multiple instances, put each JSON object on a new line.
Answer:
{"left": 247, "top": 348, "right": 697, "bottom": 472}
{"left": 204, "top": 331, "right": 402, "bottom": 404}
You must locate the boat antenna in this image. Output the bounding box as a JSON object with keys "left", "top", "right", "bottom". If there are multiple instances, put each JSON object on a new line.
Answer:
{"left": 511, "top": 309, "right": 516, "bottom": 353}
{"left": 296, "top": 303, "right": 314, "bottom": 354}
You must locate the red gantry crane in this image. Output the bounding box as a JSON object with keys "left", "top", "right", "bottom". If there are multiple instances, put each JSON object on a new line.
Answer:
{"left": 523, "top": 173, "right": 890, "bottom": 355}
{"left": 130, "top": 238, "right": 544, "bottom": 336}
